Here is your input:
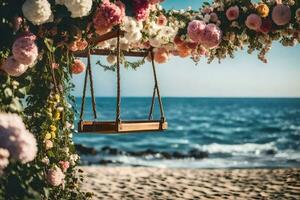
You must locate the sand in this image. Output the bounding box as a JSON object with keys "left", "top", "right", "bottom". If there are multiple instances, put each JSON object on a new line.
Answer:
{"left": 81, "top": 167, "right": 300, "bottom": 199}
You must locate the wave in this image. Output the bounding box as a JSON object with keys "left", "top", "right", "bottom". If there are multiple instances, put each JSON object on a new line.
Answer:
{"left": 194, "top": 142, "right": 278, "bottom": 156}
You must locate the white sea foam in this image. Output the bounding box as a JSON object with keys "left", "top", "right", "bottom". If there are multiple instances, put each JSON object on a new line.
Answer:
{"left": 194, "top": 142, "right": 277, "bottom": 155}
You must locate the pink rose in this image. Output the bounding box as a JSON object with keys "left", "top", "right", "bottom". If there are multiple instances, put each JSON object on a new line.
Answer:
{"left": 133, "top": 0, "right": 150, "bottom": 21}
{"left": 153, "top": 48, "right": 169, "bottom": 63}
{"left": 210, "top": 12, "right": 218, "bottom": 23}
{"left": 226, "top": 6, "right": 239, "bottom": 21}
{"left": 201, "top": 24, "right": 222, "bottom": 49}
{"left": 69, "top": 39, "right": 88, "bottom": 52}
{"left": 46, "top": 167, "right": 65, "bottom": 187}
{"left": 71, "top": 59, "right": 86, "bottom": 74}
{"left": 245, "top": 14, "right": 262, "bottom": 31}
{"left": 272, "top": 4, "right": 291, "bottom": 26}
{"left": 157, "top": 14, "right": 167, "bottom": 26}
{"left": 59, "top": 161, "right": 70, "bottom": 172}
{"left": 12, "top": 33, "right": 38, "bottom": 65}
{"left": 51, "top": 63, "right": 59, "bottom": 69}
{"left": 187, "top": 20, "right": 206, "bottom": 43}
{"left": 1, "top": 56, "right": 28, "bottom": 77}
{"left": 93, "top": 1, "right": 124, "bottom": 35}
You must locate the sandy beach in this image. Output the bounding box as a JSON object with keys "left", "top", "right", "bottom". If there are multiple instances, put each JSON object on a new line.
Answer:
{"left": 81, "top": 167, "right": 300, "bottom": 199}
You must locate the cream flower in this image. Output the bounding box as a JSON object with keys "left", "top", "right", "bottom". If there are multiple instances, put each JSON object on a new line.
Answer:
{"left": 22, "top": 0, "right": 53, "bottom": 25}
{"left": 57, "top": 0, "right": 93, "bottom": 18}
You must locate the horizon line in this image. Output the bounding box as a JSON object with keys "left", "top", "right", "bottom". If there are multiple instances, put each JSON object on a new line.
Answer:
{"left": 73, "top": 96, "right": 300, "bottom": 98}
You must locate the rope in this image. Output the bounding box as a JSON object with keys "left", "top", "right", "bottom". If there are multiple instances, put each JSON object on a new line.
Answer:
{"left": 116, "top": 28, "right": 121, "bottom": 125}
{"left": 150, "top": 50, "right": 165, "bottom": 122}
{"left": 148, "top": 85, "right": 156, "bottom": 120}
{"left": 87, "top": 49, "right": 97, "bottom": 119}
{"left": 79, "top": 54, "right": 89, "bottom": 121}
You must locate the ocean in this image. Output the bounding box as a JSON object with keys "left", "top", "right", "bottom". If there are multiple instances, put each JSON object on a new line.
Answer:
{"left": 73, "top": 97, "right": 300, "bottom": 168}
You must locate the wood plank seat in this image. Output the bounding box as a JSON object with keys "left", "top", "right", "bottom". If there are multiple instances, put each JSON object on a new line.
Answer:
{"left": 78, "top": 120, "right": 168, "bottom": 134}
{"left": 76, "top": 28, "right": 167, "bottom": 134}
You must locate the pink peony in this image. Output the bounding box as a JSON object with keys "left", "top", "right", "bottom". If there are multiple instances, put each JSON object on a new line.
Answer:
{"left": 187, "top": 20, "right": 206, "bottom": 43}
{"left": 71, "top": 59, "right": 86, "bottom": 74}
{"left": 226, "top": 6, "right": 239, "bottom": 21}
{"left": 59, "top": 161, "right": 70, "bottom": 172}
{"left": 46, "top": 166, "right": 65, "bottom": 186}
{"left": 245, "top": 14, "right": 262, "bottom": 31}
{"left": 157, "top": 14, "right": 167, "bottom": 26}
{"left": 93, "top": 1, "right": 124, "bottom": 35}
{"left": 153, "top": 48, "right": 169, "bottom": 63}
{"left": 0, "top": 113, "right": 37, "bottom": 164}
{"left": 12, "top": 33, "right": 38, "bottom": 65}
{"left": 133, "top": 0, "right": 150, "bottom": 21}
{"left": 1, "top": 56, "right": 28, "bottom": 77}
{"left": 201, "top": 24, "right": 222, "bottom": 49}
{"left": 0, "top": 148, "right": 9, "bottom": 171}
{"left": 272, "top": 4, "right": 291, "bottom": 26}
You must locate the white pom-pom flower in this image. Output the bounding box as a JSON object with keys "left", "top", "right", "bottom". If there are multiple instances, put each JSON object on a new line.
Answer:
{"left": 57, "top": 0, "right": 93, "bottom": 18}
{"left": 22, "top": 0, "right": 53, "bottom": 25}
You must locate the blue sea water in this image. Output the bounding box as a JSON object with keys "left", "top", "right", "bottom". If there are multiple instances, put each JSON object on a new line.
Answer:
{"left": 74, "top": 98, "right": 300, "bottom": 168}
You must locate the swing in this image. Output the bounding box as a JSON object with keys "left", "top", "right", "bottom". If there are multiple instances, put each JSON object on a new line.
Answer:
{"left": 76, "top": 29, "right": 168, "bottom": 134}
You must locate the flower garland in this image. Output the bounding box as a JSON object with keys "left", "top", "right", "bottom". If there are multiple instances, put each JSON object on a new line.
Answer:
{"left": 0, "top": 0, "right": 299, "bottom": 199}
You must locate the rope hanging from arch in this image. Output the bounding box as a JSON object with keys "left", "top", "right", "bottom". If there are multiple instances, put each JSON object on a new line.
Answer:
{"left": 77, "top": 29, "right": 167, "bottom": 134}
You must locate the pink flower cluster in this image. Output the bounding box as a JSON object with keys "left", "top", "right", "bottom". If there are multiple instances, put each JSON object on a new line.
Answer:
{"left": 71, "top": 59, "right": 86, "bottom": 74}
{"left": 1, "top": 33, "right": 38, "bottom": 77}
{"left": 0, "top": 113, "right": 37, "bottom": 164}
{"left": 188, "top": 20, "right": 222, "bottom": 49}
{"left": 93, "top": 0, "right": 125, "bottom": 35}
{"left": 69, "top": 39, "right": 88, "bottom": 52}
{"left": 153, "top": 48, "right": 169, "bottom": 63}
{"left": 46, "top": 166, "right": 65, "bottom": 186}
{"left": 133, "top": 0, "right": 150, "bottom": 21}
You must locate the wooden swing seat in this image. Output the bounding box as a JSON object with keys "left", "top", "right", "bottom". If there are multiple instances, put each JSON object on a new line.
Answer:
{"left": 76, "top": 28, "right": 167, "bottom": 134}
{"left": 78, "top": 120, "right": 167, "bottom": 134}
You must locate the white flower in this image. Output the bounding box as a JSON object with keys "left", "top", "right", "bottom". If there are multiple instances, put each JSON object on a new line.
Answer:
{"left": 69, "top": 154, "right": 79, "bottom": 166}
{"left": 204, "top": 14, "right": 211, "bottom": 23}
{"left": 22, "top": 0, "right": 53, "bottom": 25}
{"left": 57, "top": 0, "right": 93, "bottom": 18}
{"left": 123, "top": 17, "right": 138, "bottom": 32}
{"left": 42, "top": 156, "right": 50, "bottom": 165}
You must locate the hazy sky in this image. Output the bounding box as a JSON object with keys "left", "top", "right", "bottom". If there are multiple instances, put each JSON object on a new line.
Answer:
{"left": 72, "top": 0, "right": 300, "bottom": 97}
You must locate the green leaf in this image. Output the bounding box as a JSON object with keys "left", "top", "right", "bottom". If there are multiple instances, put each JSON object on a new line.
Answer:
{"left": 44, "top": 38, "right": 56, "bottom": 53}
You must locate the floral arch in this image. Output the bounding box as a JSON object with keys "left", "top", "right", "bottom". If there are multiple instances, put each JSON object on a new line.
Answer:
{"left": 0, "top": 0, "right": 299, "bottom": 199}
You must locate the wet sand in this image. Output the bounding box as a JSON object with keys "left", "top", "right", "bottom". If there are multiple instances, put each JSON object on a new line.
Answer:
{"left": 81, "top": 167, "right": 300, "bottom": 199}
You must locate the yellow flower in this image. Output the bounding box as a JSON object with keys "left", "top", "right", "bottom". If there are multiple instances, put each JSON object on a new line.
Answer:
{"left": 45, "top": 133, "right": 52, "bottom": 140}
{"left": 51, "top": 131, "right": 56, "bottom": 139}
{"left": 54, "top": 94, "right": 60, "bottom": 102}
{"left": 54, "top": 112, "right": 61, "bottom": 120}
{"left": 50, "top": 125, "right": 57, "bottom": 132}
{"left": 256, "top": 4, "right": 269, "bottom": 17}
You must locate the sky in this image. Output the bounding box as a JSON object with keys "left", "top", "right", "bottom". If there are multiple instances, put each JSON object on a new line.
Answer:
{"left": 72, "top": 0, "right": 300, "bottom": 97}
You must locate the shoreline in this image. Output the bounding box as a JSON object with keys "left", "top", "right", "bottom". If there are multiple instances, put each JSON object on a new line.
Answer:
{"left": 81, "top": 166, "right": 300, "bottom": 199}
